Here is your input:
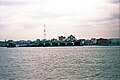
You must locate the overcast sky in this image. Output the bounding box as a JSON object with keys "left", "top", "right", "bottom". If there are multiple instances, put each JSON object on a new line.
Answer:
{"left": 0, "top": 0, "right": 120, "bottom": 40}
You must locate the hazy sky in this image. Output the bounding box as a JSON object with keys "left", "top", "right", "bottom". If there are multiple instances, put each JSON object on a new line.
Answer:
{"left": 0, "top": 0, "right": 120, "bottom": 40}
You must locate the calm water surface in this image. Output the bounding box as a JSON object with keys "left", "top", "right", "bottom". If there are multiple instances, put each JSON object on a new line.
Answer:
{"left": 0, "top": 46, "right": 120, "bottom": 80}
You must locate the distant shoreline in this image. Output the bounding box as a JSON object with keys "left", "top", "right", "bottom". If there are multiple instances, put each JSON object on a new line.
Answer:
{"left": 1, "top": 44, "right": 120, "bottom": 47}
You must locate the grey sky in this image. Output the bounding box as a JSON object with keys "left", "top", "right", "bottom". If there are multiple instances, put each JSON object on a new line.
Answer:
{"left": 0, "top": 0, "right": 119, "bottom": 40}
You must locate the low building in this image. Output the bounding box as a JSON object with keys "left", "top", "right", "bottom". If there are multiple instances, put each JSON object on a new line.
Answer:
{"left": 97, "top": 38, "right": 109, "bottom": 46}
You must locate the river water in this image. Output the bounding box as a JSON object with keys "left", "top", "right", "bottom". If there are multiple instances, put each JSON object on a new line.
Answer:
{"left": 0, "top": 46, "right": 120, "bottom": 80}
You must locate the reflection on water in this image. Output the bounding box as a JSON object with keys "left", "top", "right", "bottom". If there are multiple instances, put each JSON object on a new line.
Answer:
{"left": 0, "top": 46, "right": 120, "bottom": 80}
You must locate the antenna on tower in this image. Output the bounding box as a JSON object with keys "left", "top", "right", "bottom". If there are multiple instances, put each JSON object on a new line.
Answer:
{"left": 44, "top": 24, "right": 46, "bottom": 40}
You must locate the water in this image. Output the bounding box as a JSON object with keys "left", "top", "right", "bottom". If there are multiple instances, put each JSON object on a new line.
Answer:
{"left": 0, "top": 46, "right": 120, "bottom": 80}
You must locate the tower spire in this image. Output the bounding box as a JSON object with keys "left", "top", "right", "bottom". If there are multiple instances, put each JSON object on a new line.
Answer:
{"left": 44, "top": 24, "right": 46, "bottom": 40}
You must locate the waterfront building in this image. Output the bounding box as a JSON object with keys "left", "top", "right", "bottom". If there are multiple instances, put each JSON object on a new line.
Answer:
{"left": 51, "top": 38, "right": 57, "bottom": 42}
{"left": 91, "top": 38, "right": 97, "bottom": 45}
{"left": 84, "top": 39, "right": 92, "bottom": 45}
{"left": 77, "top": 39, "right": 86, "bottom": 45}
{"left": 58, "top": 36, "right": 66, "bottom": 41}
{"left": 97, "top": 38, "right": 109, "bottom": 46}
{"left": 109, "top": 38, "right": 120, "bottom": 45}
{"left": 67, "top": 35, "right": 76, "bottom": 42}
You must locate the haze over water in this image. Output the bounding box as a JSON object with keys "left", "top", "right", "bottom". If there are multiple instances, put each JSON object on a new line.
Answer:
{"left": 0, "top": 46, "right": 120, "bottom": 80}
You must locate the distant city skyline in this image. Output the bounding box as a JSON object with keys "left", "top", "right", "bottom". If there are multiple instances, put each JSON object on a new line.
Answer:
{"left": 0, "top": 0, "right": 120, "bottom": 40}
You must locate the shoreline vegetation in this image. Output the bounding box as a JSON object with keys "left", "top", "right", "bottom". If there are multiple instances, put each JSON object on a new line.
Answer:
{"left": 1, "top": 40, "right": 120, "bottom": 47}
{"left": 0, "top": 35, "right": 120, "bottom": 47}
